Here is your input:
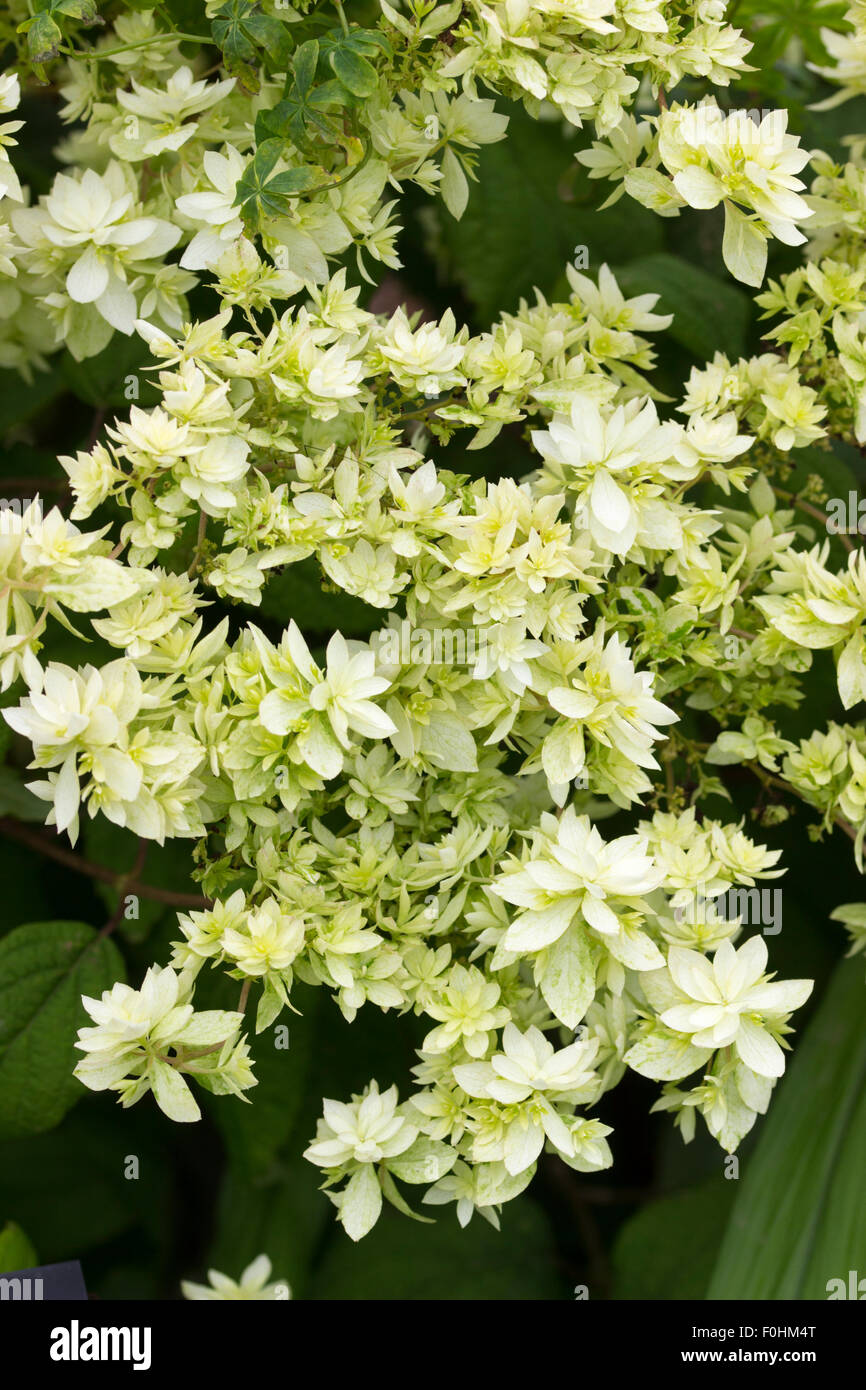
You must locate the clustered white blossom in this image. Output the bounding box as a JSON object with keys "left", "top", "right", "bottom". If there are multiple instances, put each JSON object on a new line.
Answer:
{"left": 0, "top": 0, "right": 754, "bottom": 373}
{"left": 582, "top": 100, "right": 814, "bottom": 286}
{"left": 4, "top": 0, "right": 865, "bottom": 1248}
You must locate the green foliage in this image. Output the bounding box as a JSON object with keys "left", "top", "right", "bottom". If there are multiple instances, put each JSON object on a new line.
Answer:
{"left": 0, "top": 369, "right": 64, "bottom": 433}
{"left": 60, "top": 339, "right": 161, "bottom": 410}
{"left": 737, "top": 0, "right": 847, "bottom": 72}
{"left": 613, "top": 254, "right": 752, "bottom": 363}
{"left": 82, "top": 818, "right": 203, "bottom": 942}
{"left": 306, "top": 1199, "right": 565, "bottom": 1300}
{"left": 17, "top": 0, "right": 103, "bottom": 79}
{"left": 263, "top": 40, "right": 348, "bottom": 149}
{"left": 234, "top": 140, "right": 320, "bottom": 232}
{"left": 211, "top": 0, "right": 294, "bottom": 89}
{"left": 432, "top": 108, "right": 664, "bottom": 321}
{"left": 0, "top": 923, "right": 124, "bottom": 1139}
{"left": 0, "top": 1105, "right": 173, "bottom": 1259}
{"left": 0, "top": 765, "right": 44, "bottom": 819}
{"left": 0, "top": 1220, "right": 38, "bottom": 1273}
{"left": 208, "top": 984, "right": 320, "bottom": 1179}
{"left": 256, "top": 557, "right": 381, "bottom": 640}
{"left": 708, "top": 957, "right": 866, "bottom": 1299}
{"left": 322, "top": 26, "right": 391, "bottom": 100}
{"left": 612, "top": 1179, "right": 736, "bottom": 1299}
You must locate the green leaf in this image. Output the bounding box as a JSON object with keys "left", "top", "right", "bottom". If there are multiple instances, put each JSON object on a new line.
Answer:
{"left": 0, "top": 1220, "right": 38, "bottom": 1273}
{"left": 736, "top": 0, "right": 847, "bottom": 72}
{"left": 0, "top": 829, "right": 77, "bottom": 940}
{"left": 22, "top": 0, "right": 102, "bottom": 40}
{"left": 264, "top": 40, "right": 347, "bottom": 152}
{"left": 234, "top": 141, "right": 287, "bottom": 227}
{"left": 21, "top": 12, "right": 63, "bottom": 70}
{"left": 292, "top": 36, "right": 319, "bottom": 93}
{"left": 708, "top": 957, "right": 866, "bottom": 1299}
{"left": 0, "top": 367, "right": 64, "bottom": 433}
{"left": 239, "top": 9, "right": 293, "bottom": 67}
{"left": 211, "top": 0, "right": 293, "bottom": 88}
{"left": 264, "top": 167, "right": 320, "bottom": 197}
{"left": 613, "top": 253, "right": 752, "bottom": 362}
{"left": 433, "top": 105, "right": 663, "bottom": 321}
{"left": 611, "top": 1177, "right": 736, "bottom": 1299}
{"left": 53, "top": 0, "right": 100, "bottom": 22}
{"left": 0, "top": 921, "right": 125, "bottom": 1139}
{"left": 329, "top": 45, "right": 378, "bottom": 98}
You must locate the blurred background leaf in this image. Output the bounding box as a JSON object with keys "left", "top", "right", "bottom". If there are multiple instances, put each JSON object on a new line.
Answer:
{"left": 427, "top": 105, "right": 664, "bottom": 324}
{"left": 307, "top": 1198, "right": 566, "bottom": 1300}
{"left": 612, "top": 253, "right": 752, "bottom": 363}
{"left": 611, "top": 1177, "right": 735, "bottom": 1300}
{"left": 0, "top": 1219, "right": 38, "bottom": 1273}
{"left": 0, "top": 921, "right": 125, "bottom": 1140}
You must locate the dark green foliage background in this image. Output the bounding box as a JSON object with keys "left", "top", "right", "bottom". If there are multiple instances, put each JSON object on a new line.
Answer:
{"left": 1, "top": 1, "right": 865, "bottom": 1299}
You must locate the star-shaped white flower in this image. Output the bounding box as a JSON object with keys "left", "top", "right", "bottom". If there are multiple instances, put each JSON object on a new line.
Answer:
{"left": 659, "top": 937, "right": 812, "bottom": 1077}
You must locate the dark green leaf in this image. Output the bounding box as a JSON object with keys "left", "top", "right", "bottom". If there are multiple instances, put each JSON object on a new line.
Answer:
{"left": 209, "top": 1153, "right": 328, "bottom": 1296}
{"left": 212, "top": 0, "right": 258, "bottom": 64}
{"left": 611, "top": 1177, "right": 736, "bottom": 1299}
{"left": 0, "top": 369, "right": 63, "bottom": 433}
{"left": 433, "top": 106, "right": 663, "bottom": 322}
{"left": 307, "top": 1198, "right": 565, "bottom": 1300}
{"left": 233, "top": 141, "right": 289, "bottom": 226}
{"left": 708, "top": 957, "right": 866, "bottom": 1299}
{"left": 264, "top": 166, "right": 320, "bottom": 197}
{"left": 0, "top": 1220, "right": 38, "bottom": 1273}
{"left": 0, "top": 1105, "right": 172, "bottom": 1258}
{"left": 240, "top": 10, "right": 292, "bottom": 66}
{"left": 81, "top": 818, "right": 201, "bottom": 943}
{"left": 329, "top": 46, "right": 378, "bottom": 98}
{"left": 0, "top": 921, "right": 125, "bottom": 1139}
{"left": 0, "top": 368, "right": 64, "bottom": 434}
{"left": 60, "top": 338, "right": 160, "bottom": 409}
{"left": 211, "top": 0, "right": 295, "bottom": 90}
{"left": 291, "top": 38, "right": 319, "bottom": 95}
{"left": 270, "top": 39, "right": 347, "bottom": 150}
{"left": 612, "top": 252, "right": 752, "bottom": 362}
